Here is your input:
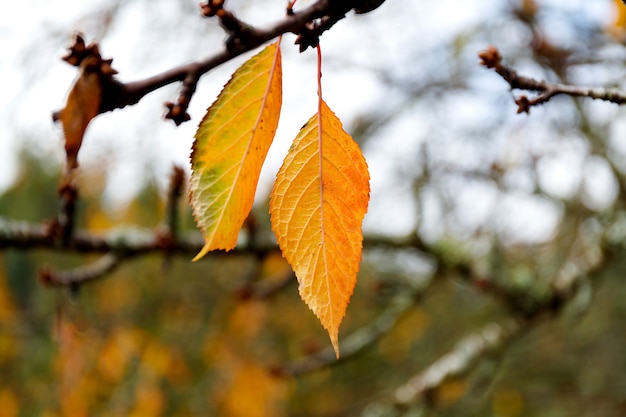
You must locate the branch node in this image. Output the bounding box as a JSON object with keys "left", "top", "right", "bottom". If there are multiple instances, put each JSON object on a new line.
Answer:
{"left": 293, "top": 4, "right": 350, "bottom": 53}
{"left": 164, "top": 101, "right": 191, "bottom": 125}
{"left": 200, "top": 0, "right": 225, "bottom": 17}
{"left": 515, "top": 95, "right": 531, "bottom": 114}
{"left": 478, "top": 45, "right": 502, "bottom": 69}
{"left": 62, "top": 33, "right": 96, "bottom": 67}
{"left": 54, "top": 178, "right": 79, "bottom": 247}
{"left": 164, "top": 71, "right": 198, "bottom": 125}
{"left": 295, "top": 21, "right": 320, "bottom": 52}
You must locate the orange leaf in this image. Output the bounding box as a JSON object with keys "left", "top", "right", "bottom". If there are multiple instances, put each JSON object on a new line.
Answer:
{"left": 269, "top": 100, "right": 370, "bottom": 357}
{"left": 220, "top": 362, "right": 287, "bottom": 417}
{"left": 190, "top": 42, "right": 282, "bottom": 259}
{"left": 609, "top": 0, "right": 626, "bottom": 38}
{"left": 56, "top": 56, "right": 102, "bottom": 170}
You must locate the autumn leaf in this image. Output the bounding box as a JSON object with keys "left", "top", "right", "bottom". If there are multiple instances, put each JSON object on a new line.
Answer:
{"left": 55, "top": 56, "right": 102, "bottom": 170}
{"left": 269, "top": 100, "right": 370, "bottom": 357}
{"left": 55, "top": 35, "right": 117, "bottom": 171}
{"left": 220, "top": 362, "right": 287, "bottom": 417}
{"left": 190, "top": 42, "right": 282, "bottom": 259}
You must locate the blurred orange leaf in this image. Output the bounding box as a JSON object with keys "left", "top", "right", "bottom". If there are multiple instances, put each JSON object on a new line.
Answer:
{"left": 610, "top": 0, "right": 626, "bottom": 39}
{"left": 0, "top": 272, "right": 16, "bottom": 323}
{"left": 269, "top": 100, "right": 370, "bottom": 357}
{"left": 190, "top": 42, "right": 282, "bottom": 259}
{"left": 0, "top": 389, "right": 19, "bottom": 417}
{"left": 56, "top": 56, "right": 102, "bottom": 170}
{"left": 220, "top": 362, "right": 287, "bottom": 417}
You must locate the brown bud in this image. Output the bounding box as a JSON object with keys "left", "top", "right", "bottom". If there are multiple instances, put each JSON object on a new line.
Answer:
{"left": 515, "top": 95, "right": 531, "bottom": 114}
{"left": 478, "top": 45, "right": 502, "bottom": 69}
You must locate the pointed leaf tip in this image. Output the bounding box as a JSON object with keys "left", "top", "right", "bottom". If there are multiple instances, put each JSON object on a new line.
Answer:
{"left": 190, "top": 42, "right": 282, "bottom": 260}
{"left": 192, "top": 243, "right": 212, "bottom": 262}
{"left": 270, "top": 100, "right": 370, "bottom": 357}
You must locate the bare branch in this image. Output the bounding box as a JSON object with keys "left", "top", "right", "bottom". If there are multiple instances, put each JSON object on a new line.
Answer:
{"left": 82, "top": 0, "right": 358, "bottom": 124}
{"left": 163, "top": 165, "right": 186, "bottom": 242}
{"left": 54, "top": 178, "right": 79, "bottom": 247}
{"left": 0, "top": 216, "right": 438, "bottom": 258}
{"left": 273, "top": 291, "right": 419, "bottom": 377}
{"left": 392, "top": 318, "right": 527, "bottom": 406}
{"left": 478, "top": 45, "right": 626, "bottom": 113}
{"left": 40, "top": 253, "right": 121, "bottom": 287}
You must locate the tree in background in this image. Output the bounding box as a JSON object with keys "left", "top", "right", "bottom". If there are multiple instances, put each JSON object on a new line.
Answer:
{"left": 2, "top": 0, "right": 626, "bottom": 416}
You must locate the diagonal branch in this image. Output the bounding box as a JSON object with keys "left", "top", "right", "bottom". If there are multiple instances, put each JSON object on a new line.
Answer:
{"left": 40, "top": 253, "right": 121, "bottom": 287}
{"left": 272, "top": 290, "right": 420, "bottom": 377}
{"left": 393, "top": 318, "right": 527, "bottom": 406}
{"left": 89, "top": 0, "right": 356, "bottom": 124}
{"left": 478, "top": 45, "right": 626, "bottom": 113}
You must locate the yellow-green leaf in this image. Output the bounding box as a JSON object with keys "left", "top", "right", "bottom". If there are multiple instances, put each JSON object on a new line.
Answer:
{"left": 269, "top": 100, "right": 370, "bottom": 357}
{"left": 190, "top": 42, "right": 282, "bottom": 259}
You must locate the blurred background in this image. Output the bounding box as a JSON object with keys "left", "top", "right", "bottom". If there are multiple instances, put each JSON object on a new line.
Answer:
{"left": 2, "top": 0, "right": 626, "bottom": 416}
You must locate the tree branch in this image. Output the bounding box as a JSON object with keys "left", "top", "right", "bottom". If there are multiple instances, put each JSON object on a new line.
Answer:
{"left": 84, "top": 0, "right": 358, "bottom": 124}
{"left": 478, "top": 45, "right": 626, "bottom": 113}
{"left": 0, "top": 217, "right": 437, "bottom": 258}
{"left": 40, "top": 253, "right": 121, "bottom": 287}
{"left": 392, "top": 318, "right": 527, "bottom": 407}
{"left": 272, "top": 289, "right": 421, "bottom": 377}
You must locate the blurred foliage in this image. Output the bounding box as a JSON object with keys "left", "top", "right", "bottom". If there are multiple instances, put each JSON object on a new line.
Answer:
{"left": 2, "top": 0, "right": 626, "bottom": 416}
{"left": 1, "top": 155, "right": 625, "bottom": 416}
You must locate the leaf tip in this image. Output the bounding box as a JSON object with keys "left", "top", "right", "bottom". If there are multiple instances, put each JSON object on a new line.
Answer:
{"left": 330, "top": 332, "right": 340, "bottom": 359}
{"left": 192, "top": 242, "right": 212, "bottom": 262}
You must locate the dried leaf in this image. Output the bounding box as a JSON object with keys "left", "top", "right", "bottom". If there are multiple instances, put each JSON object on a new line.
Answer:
{"left": 190, "top": 42, "right": 282, "bottom": 259}
{"left": 56, "top": 56, "right": 102, "bottom": 170}
{"left": 270, "top": 100, "right": 370, "bottom": 357}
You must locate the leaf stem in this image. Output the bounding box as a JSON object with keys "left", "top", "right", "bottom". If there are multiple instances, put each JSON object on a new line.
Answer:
{"left": 316, "top": 44, "right": 323, "bottom": 102}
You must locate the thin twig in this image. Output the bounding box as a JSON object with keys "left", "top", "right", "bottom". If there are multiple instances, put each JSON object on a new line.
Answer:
{"left": 55, "top": 178, "right": 79, "bottom": 247}
{"left": 478, "top": 45, "right": 626, "bottom": 113}
{"left": 40, "top": 253, "right": 121, "bottom": 287}
{"left": 162, "top": 165, "right": 186, "bottom": 243}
